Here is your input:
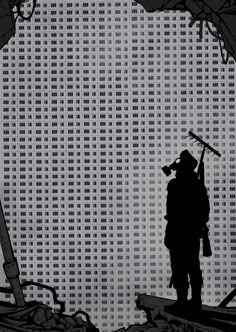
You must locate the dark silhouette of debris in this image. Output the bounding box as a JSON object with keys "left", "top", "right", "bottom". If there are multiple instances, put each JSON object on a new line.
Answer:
{"left": 0, "top": 0, "right": 15, "bottom": 50}
{"left": 0, "top": 0, "right": 37, "bottom": 51}
{"left": 135, "top": 0, "right": 236, "bottom": 63}
{"left": 0, "top": 300, "right": 99, "bottom": 332}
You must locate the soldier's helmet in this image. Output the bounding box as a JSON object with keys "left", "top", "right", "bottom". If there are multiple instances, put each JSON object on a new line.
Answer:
{"left": 179, "top": 150, "right": 198, "bottom": 171}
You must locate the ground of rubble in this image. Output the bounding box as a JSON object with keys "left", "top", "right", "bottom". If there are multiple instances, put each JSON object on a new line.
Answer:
{"left": 113, "top": 294, "right": 227, "bottom": 332}
{"left": 0, "top": 301, "right": 97, "bottom": 332}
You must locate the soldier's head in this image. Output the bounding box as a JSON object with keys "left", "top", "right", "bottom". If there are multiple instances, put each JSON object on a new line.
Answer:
{"left": 176, "top": 150, "right": 198, "bottom": 177}
{"left": 162, "top": 150, "right": 198, "bottom": 177}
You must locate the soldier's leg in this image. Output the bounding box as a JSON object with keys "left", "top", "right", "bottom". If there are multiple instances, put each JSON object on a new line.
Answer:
{"left": 187, "top": 239, "right": 203, "bottom": 310}
{"left": 169, "top": 247, "right": 189, "bottom": 305}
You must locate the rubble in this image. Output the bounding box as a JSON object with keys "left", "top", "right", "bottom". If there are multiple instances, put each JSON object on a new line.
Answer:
{"left": 0, "top": 301, "right": 99, "bottom": 332}
{"left": 112, "top": 294, "right": 236, "bottom": 332}
{"left": 0, "top": 293, "right": 236, "bottom": 331}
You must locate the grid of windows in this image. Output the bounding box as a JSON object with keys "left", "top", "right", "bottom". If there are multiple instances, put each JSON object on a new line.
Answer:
{"left": 0, "top": 1, "right": 236, "bottom": 331}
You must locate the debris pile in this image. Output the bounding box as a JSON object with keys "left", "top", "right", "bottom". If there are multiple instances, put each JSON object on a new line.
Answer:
{"left": 0, "top": 301, "right": 98, "bottom": 332}
{"left": 113, "top": 320, "right": 203, "bottom": 332}
{"left": 113, "top": 294, "right": 230, "bottom": 332}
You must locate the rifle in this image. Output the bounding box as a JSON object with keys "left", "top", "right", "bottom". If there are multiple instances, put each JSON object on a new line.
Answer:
{"left": 189, "top": 131, "right": 221, "bottom": 257}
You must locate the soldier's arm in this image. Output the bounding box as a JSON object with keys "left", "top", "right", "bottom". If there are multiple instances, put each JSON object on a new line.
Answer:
{"left": 165, "top": 179, "right": 177, "bottom": 221}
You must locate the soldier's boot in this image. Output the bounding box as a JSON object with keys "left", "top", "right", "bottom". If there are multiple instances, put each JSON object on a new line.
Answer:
{"left": 176, "top": 288, "right": 188, "bottom": 307}
{"left": 165, "top": 288, "right": 188, "bottom": 314}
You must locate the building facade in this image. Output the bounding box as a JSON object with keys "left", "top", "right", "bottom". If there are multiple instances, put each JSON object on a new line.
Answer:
{"left": 0, "top": 0, "right": 236, "bottom": 330}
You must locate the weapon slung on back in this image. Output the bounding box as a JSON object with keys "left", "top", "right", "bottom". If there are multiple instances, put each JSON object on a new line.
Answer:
{"left": 188, "top": 131, "right": 221, "bottom": 257}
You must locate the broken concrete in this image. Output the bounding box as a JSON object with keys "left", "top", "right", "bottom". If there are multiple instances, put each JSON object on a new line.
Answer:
{"left": 113, "top": 294, "right": 236, "bottom": 332}
{"left": 0, "top": 301, "right": 98, "bottom": 332}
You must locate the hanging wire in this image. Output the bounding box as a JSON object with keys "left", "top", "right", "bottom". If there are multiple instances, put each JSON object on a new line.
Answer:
{"left": 189, "top": 11, "right": 230, "bottom": 64}
{"left": 0, "top": 281, "right": 65, "bottom": 315}
{"left": 11, "top": 0, "right": 37, "bottom": 21}
{"left": 219, "top": 38, "right": 230, "bottom": 64}
{"left": 205, "top": 20, "right": 230, "bottom": 64}
{"left": 198, "top": 19, "right": 204, "bottom": 39}
{"left": 205, "top": 20, "right": 224, "bottom": 41}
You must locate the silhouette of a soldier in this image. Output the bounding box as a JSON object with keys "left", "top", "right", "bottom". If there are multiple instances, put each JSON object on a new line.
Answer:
{"left": 164, "top": 150, "right": 210, "bottom": 312}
